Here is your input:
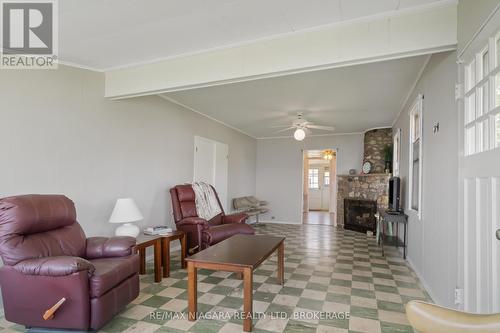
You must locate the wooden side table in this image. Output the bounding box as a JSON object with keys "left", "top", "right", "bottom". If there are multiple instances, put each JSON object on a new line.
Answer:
{"left": 136, "top": 231, "right": 187, "bottom": 283}
{"left": 161, "top": 230, "right": 187, "bottom": 278}
{"left": 136, "top": 235, "right": 163, "bottom": 282}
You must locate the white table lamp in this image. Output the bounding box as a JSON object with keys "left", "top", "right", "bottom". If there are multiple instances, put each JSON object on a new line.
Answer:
{"left": 109, "top": 198, "right": 143, "bottom": 237}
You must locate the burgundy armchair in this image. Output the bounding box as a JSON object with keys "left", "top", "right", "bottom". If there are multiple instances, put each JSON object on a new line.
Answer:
{"left": 170, "top": 185, "right": 254, "bottom": 253}
{"left": 0, "top": 195, "right": 140, "bottom": 331}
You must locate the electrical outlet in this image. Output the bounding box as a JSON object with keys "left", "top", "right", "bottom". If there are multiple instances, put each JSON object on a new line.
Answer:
{"left": 454, "top": 287, "right": 463, "bottom": 305}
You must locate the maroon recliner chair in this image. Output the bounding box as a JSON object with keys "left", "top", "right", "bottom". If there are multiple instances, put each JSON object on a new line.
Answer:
{"left": 0, "top": 195, "right": 140, "bottom": 331}
{"left": 170, "top": 185, "right": 254, "bottom": 253}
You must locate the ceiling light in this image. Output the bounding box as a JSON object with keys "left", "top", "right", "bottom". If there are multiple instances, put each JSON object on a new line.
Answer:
{"left": 322, "top": 149, "right": 335, "bottom": 160}
{"left": 294, "top": 128, "right": 306, "bottom": 141}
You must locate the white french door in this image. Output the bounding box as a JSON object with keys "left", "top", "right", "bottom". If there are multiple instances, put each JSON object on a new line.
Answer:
{"left": 308, "top": 167, "right": 330, "bottom": 211}
{"left": 193, "top": 136, "right": 229, "bottom": 211}
{"left": 459, "top": 10, "right": 500, "bottom": 313}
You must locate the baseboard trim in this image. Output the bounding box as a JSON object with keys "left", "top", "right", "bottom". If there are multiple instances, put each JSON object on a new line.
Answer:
{"left": 405, "top": 255, "right": 439, "bottom": 304}
{"left": 259, "top": 220, "right": 301, "bottom": 225}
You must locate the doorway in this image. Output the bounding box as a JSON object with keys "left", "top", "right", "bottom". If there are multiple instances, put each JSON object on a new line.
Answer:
{"left": 302, "top": 149, "right": 337, "bottom": 225}
{"left": 193, "top": 136, "right": 229, "bottom": 211}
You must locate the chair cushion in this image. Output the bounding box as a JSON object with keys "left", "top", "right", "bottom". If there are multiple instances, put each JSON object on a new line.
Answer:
{"left": 0, "top": 195, "right": 77, "bottom": 235}
{"left": 0, "top": 195, "right": 87, "bottom": 265}
{"left": 202, "top": 223, "right": 254, "bottom": 246}
{"left": 208, "top": 213, "right": 223, "bottom": 226}
{"left": 88, "top": 255, "right": 139, "bottom": 298}
{"left": 176, "top": 185, "right": 195, "bottom": 202}
{"left": 180, "top": 202, "right": 197, "bottom": 218}
{"left": 176, "top": 186, "right": 198, "bottom": 218}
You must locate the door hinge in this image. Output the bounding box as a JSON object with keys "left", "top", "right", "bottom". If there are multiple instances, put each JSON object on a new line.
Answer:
{"left": 455, "top": 83, "right": 464, "bottom": 100}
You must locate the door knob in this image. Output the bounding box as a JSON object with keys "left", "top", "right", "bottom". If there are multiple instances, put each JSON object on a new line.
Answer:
{"left": 497, "top": 229, "right": 500, "bottom": 241}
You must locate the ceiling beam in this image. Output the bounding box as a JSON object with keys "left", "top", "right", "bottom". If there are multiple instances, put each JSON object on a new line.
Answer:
{"left": 105, "top": 2, "right": 457, "bottom": 99}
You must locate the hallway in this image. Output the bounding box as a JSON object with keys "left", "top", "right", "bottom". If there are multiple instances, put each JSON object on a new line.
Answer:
{"left": 303, "top": 211, "right": 336, "bottom": 225}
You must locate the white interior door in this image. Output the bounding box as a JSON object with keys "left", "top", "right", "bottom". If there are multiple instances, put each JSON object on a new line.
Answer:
{"left": 308, "top": 168, "right": 322, "bottom": 210}
{"left": 461, "top": 153, "right": 500, "bottom": 313}
{"left": 214, "top": 142, "right": 229, "bottom": 211}
{"left": 194, "top": 136, "right": 215, "bottom": 184}
{"left": 193, "top": 136, "right": 229, "bottom": 211}
{"left": 308, "top": 166, "right": 330, "bottom": 211}
{"left": 459, "top": 14, "right": 500, "bottom": 313}
{"left": 321, "top": 169, "right": 330, "bottom": 210}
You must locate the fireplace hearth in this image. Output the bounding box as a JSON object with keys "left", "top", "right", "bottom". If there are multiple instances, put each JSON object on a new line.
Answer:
{"left": 344, "top": 198, "right": 377, "bottom": 233}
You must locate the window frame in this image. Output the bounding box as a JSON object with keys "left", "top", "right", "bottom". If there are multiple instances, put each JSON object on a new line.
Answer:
{"left": 464, "top": 29, "right": 500, "bottom": 155}
{"left": 308, "top": 168, "right": 319, "bottom": 189}
{"left": 408, "top": 94, "right": 423, "bottom": 219}
{"left": 324, "top": 170, "right": 330, "bottom": 187}
{"left": 393, "top": 128, "right": 401, "bottom": 177}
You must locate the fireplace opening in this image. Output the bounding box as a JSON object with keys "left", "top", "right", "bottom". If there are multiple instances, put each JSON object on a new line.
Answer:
{"left": 344, "top": 198, "right": 377, "bottom": 233}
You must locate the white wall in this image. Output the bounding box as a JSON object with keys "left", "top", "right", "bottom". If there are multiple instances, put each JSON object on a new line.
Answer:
{"left": 0, "top": 65, "right": 257, "bottom": 237}
{"left": 391, "top": 0, "right": 500, "bottom": 309}
{"left": 256, "top": 134, "right": 363, "bottom": 223}
{"left": 393, "top": 51, "right": 458, "bottom": 307}
{"left": 458, "top": 0, "right": 500, "bottom": 52}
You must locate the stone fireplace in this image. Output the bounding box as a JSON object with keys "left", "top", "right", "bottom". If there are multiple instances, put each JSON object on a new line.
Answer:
{"left": 336, "top": 128, "right": 392, "bottom": 228}
{"left": 337, "top": 174, "right": 390, "bottom": 227}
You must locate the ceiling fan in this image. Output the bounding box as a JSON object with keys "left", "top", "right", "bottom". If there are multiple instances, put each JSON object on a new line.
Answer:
{"left": 272, "top": 113, "right": 335, "bottom": 141}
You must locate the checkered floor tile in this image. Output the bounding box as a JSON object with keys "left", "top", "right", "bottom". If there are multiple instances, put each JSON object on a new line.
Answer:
{"left": 0, "top": 224, "right": 430, "bottom": 333}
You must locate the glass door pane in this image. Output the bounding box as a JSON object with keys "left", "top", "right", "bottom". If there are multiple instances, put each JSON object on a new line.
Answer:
{"left": 468, "top": 59, "right": 476, "bottom": 90}
{"left": 482, "top": 82, "right": 489, "bottom": 116}
{"left": 496, "top": 74, "right": 500, "bottom": 107}
{"left": 483, "top": 50, "right": 489, "bottom": 78}
{"left": 497, "top": 37, "right": 500, "bottom": 68}
{"left": 466, "top": 92, "right": 476, "bottom": 124}
{"left": 496, "top": 114, "right": 500, "bottom": 148}
{"left": 467, "top": 126, "right": 476, "bottom": 155}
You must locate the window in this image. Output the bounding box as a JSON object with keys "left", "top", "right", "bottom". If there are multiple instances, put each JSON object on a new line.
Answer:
{"left": 409, "top": 95, "right": 423, "bottom": 218}
{"left": 393, "top": 128, "right": 401, "bottom": 177}
{"left": 496, "top": 36, "right": 500, "bottom": 67}
{"left": 496, "top": 113, "right": 500, "bottom": 147}
{"left": 308, "top": 169, "right": 319, "bottom": 189}
{"left": 464, "top": 30, "right": 500, "bottom": 155}
{"left": 324, "top": 171, "right": 330, "bottom": 186}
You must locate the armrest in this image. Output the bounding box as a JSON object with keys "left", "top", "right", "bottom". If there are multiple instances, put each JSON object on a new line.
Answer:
{"left": 223, "top": 213, "right": 248, "bottom": 224}
{"left": 177, "top": 217, "right": 209, "bottom": 229}
{"left": 85, "top": 236, "right": 136, "bottom": 259}
{"left": 13, "top": 256, "right": 95, "bottom": 276}
{"left": 406, "top": 300, "right": 500, "bottom": 333}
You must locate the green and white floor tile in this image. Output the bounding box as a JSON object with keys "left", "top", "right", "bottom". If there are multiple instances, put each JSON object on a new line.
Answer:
{"left": 0, "top": 224, "right": 430, "bottom": 333}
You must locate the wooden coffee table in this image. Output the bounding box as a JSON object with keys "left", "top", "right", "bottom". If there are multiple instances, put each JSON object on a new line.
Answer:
{"left": 186, "top": 234, "right": 285, "bottom": 332}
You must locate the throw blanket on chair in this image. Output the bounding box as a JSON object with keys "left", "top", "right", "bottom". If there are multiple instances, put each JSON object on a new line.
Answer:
{"left": 192, "top": 182, "right": 222, "bottom": 220}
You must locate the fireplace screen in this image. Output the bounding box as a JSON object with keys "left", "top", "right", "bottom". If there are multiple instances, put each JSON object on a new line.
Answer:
{"left": 344, "top": 199, "right": 377, "bottom": 233}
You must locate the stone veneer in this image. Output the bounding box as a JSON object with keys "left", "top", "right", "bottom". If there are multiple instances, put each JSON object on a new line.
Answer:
{"left": 364, "top": 128, "right": 392, "bottom": 174}
{"left": 337, "top": 174, "right": 390, "bottom": 226}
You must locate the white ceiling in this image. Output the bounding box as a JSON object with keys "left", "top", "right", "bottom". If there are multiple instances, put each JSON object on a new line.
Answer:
{"left": 59, "top": 0, "right": 444, "bottom": 70}
{"left": 162, "top": 55, "right": 429, "bottom": 138}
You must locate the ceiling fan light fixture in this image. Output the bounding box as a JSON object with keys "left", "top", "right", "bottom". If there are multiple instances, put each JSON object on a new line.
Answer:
{"left": 322, "top": 149, "right": 335, "bottom": 160}
{"left": 294, "top": 128, "right": 306, "bottom": 141}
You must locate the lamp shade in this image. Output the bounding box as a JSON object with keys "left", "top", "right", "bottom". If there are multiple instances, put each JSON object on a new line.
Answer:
{"left": 109, "top": 198, "right": 143, "bottom": 224}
